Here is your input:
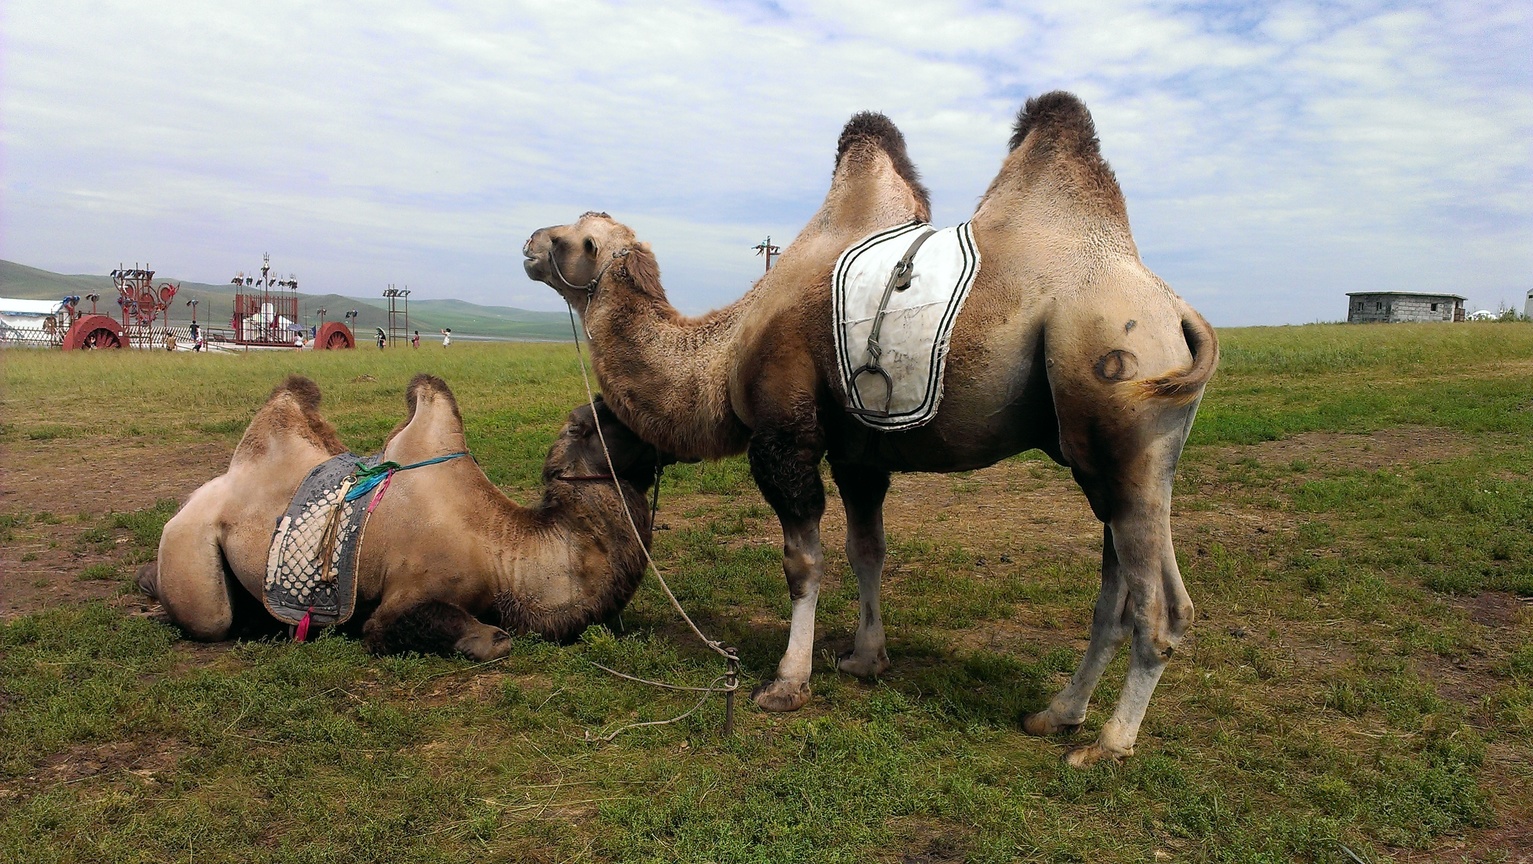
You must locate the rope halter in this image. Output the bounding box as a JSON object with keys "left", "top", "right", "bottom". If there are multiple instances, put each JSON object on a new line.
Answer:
{"left": 547, "top": 242, "right": 631, "bottom": 299}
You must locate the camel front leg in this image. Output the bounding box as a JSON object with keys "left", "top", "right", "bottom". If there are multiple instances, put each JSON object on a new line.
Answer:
{"left": 364, "top": 599, "right": 512, "bottom": 661}
{"left": 152, "top": 507, "right": 237, "bottom": 641}
{"left": 748, "top": 426, "right": 827, "bottom": 712}
{"left": 830, "top": 461, "right": 891, "bottom": 679}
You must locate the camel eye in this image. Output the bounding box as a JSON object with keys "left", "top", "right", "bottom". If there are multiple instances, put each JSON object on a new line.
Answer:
{"left": 584, "top": 238, "right": 597, "bottom": 256}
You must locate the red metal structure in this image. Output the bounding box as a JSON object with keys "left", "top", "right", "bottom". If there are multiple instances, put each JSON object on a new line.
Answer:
{"left": 110, "top": 265, "right": 179, "bottom": 347}
{"left": 61, "top": 314, "right": 126, "bottom": 350}
{"left": 231, "top": 254, "right": 301, "bottom": 346}
{"left": 315, "top": 321, "right": 355, "bottom": 350}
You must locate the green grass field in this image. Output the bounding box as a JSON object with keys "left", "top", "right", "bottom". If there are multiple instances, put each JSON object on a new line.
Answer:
{"left": 2, "top": 323, "right": 1531, "bottom": 862}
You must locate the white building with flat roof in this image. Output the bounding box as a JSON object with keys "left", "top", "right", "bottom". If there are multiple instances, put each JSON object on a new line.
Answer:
{"left": 1346, "top": 291, "right": 1465, "bottom": 323}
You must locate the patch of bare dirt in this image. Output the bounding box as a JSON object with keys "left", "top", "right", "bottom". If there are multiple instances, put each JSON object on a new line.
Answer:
{"left": 884, "top": 817, "right": 975, "bottom": 864}
{"left": 30, "top": 738, "right": 186, "bottom": 786}
{"left": 1449, "top": 591, "right": 1530, "bottom": 630}
{"left": 0, "top": 438, "right": 229, "bottom": 620}
{"left": 949, "top": 617, "right": 1090, "bottom": 656}
{"left": 877, "top": 461, "right": 1100, "bottom": 559}
{"left": 1407, "top": 813, "right": 1533, "bottom": 864}
{"left": 1216, "top": 426, "right": 1473, "bottom": 472}
{"left": 1416, "top": 652, "right": 1498, "bottom": 707}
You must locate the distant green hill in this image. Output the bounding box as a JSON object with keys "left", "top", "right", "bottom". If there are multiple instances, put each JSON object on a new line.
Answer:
{"left": 0, "top": 259, "right": 571, "bottom": 341}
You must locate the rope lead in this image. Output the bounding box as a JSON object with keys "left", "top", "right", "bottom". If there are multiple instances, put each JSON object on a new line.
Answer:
{"left": 565, "top": 303, "right": 743, "bottom": 741}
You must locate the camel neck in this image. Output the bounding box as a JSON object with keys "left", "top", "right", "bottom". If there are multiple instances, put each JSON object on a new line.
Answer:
{"left": 580, "top": 282, "right": 754, "bottom": 461}
{"left": 486, "top": 475, "right": 650, "bottom": 601}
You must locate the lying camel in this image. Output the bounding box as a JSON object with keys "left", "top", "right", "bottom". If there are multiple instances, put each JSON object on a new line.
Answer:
{"left": 139, "top": 374, "right": 661, "bottom": 659}
{"left": 522, "top": 92, "right": 1216, "bottom": 765}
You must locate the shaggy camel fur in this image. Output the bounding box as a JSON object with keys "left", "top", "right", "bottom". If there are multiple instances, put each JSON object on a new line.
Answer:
{"left": 523, "top": 92, "right": 1217, "bottom": 766}
{"left": 139, "top": 374, "right": 661, "bottom": 658}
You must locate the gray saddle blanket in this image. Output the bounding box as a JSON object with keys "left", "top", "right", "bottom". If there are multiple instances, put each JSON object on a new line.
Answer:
{"left": 263, "top": 452, "right": 381, "bottom": 627}
{"left": 832, "top": 221, "right": 981, "bottom": 431}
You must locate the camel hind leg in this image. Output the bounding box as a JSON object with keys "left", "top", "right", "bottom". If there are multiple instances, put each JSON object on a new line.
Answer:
{"left": 1022, "top": 523, "right": 1132, "bottom": 736}
{"left": 1028, "top": 402, "right": 1198, "bottom": 766}
{"left": 1065, "top": 471, "right": 1192, "bottom": 767}
{"left": 151, "top": 506, "right": 240, "bottom": 641}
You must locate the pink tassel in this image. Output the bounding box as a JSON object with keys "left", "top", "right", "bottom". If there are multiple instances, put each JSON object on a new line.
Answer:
{"left": 366, "top": 469, "right": 395, "bottom": 515}
{"left": 295, "top": 608, "right": 313, "bottom": 643}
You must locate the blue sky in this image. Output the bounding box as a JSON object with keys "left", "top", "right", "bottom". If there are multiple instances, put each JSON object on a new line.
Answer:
{"left": 4, "top": 0, "right": 1529, "bottom": 325}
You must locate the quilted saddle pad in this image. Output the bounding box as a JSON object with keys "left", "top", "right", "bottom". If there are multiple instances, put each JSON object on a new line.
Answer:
{"left": 263, "top": 453, "right": 381, "bottom": 627}
{"left": 832, "top": 220, "right": 981, "bottom": 431}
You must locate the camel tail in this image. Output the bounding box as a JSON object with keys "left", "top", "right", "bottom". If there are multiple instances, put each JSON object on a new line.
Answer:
{"left": 136, "top": 562, "right": 160, "bottom": 599}
{"left": 1138, "top": 309, "right": 1219, "bottom": 405}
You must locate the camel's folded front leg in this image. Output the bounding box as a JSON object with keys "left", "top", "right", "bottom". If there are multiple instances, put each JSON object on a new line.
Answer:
{"left": 747, "top": 424, "right": 827, "bottom": 712}
{"left": 364, "top": 599, "right": 512, "bottom": 661}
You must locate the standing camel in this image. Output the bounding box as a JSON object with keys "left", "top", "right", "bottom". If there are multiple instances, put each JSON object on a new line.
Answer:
{"left": 522, "top": 92, "right": 1217, "bottom": 765}
{"left": 140, "top": 374, "right": 663, "bottom": 658}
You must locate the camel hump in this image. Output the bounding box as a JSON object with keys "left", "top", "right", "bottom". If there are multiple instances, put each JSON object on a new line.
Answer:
{"left": 387, "top": 373, "right": 465, "bottom": 448}
{"left": 1006, "top": 91, "right": 1125, "bottom": 218}
{"left": 233, "top": 375, "right": 346, "bottom": 463}
{"left": 1008, "top": 90, "right": 1099, "bottom": 155}
{"left": 273, "top": 374, "right": 323, "bottom": 412}
{"left": 406, "top": 373, "right": 458, "bottom": 416}
{"left": 836, "top": 111, "right": 931, "bottom": 214}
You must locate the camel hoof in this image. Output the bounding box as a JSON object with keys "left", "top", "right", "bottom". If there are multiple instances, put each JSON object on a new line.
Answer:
{"left": 1021, "top": 711, "right": 1081, "bottom": 737}
{"left": 135, "top": 563, "right": 159, "bottom": 597}
{"left": 1063, "top": 742, "right": 1130, "bottom": 769}
{"left": 457, "top": 627, "right": 513, "bottom": 661}
{"left": 835, "top": 650, "right": 890, "bottom": 680}
{"left": 751, "top": 679, "right": 811, "bottom": 712}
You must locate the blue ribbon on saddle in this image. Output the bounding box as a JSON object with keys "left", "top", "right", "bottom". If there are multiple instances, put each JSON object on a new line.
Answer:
{"left": 343, "top": 452, "right": 469, "bottom": 503}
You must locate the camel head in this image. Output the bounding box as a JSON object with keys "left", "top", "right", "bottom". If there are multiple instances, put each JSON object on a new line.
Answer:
{"left": 544, "top": 395, "right": 666, "bottom": 492}
{"left": 523, "top": 212, "right": 659, "bottom": 314}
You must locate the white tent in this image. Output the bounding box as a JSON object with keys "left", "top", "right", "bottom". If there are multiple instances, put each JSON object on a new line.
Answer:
{"left": 0, "top": 297, "right": 66, "bottom": 345}
{"left": 239, "top": 302, "right": 298, "bottom": 341}
{"left": 0, "top": 298, "right": 66, "bottom": 317}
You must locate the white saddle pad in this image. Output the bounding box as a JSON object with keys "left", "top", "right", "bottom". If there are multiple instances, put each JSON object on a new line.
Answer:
{"left": 832, "top": 221, "right": 980, "bottom": 431}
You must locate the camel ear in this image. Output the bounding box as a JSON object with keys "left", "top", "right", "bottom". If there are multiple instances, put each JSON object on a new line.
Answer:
{"left": 622, "top": 243, "right": 664, "bottom": 300}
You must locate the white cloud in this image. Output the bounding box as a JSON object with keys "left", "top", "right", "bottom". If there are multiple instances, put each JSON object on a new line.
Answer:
{"left": 3, "top": 0, "right": 1530, "bottom": 323}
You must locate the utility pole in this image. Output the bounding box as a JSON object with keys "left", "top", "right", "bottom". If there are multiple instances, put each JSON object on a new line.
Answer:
{"left": 753, "top": 237, "right": 781, "bottom": 273}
